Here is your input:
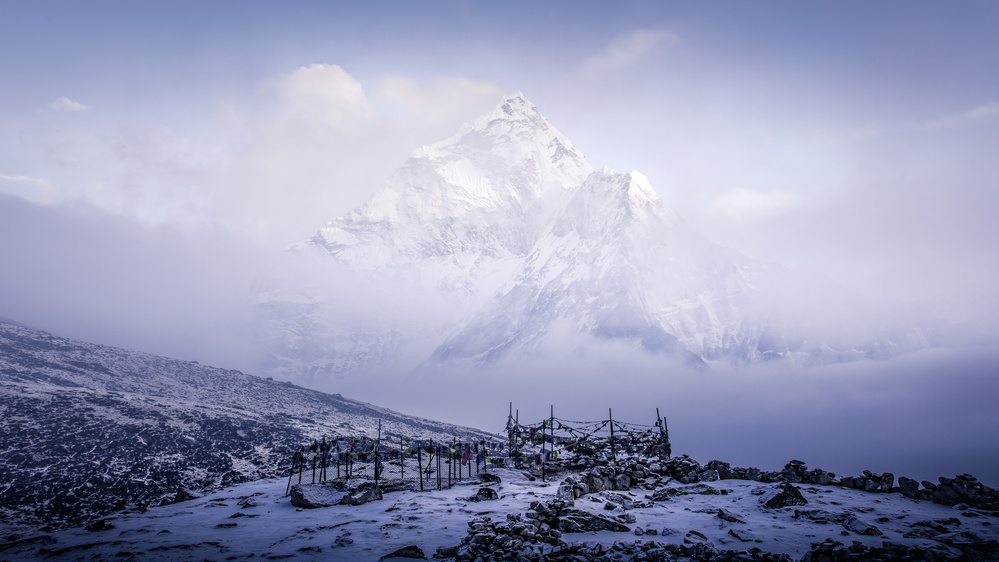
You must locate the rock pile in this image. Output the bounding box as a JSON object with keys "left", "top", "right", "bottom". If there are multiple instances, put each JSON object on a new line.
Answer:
{"left": 451, "top": 511, "right": 567, "bottom": 561}
{"left": 800, "top": 537, "right": 977, "bottom": 562}
{"left": 289, "top": 481, "right": 381, "bottom": 508}
{"left": 449, "top": 537, "right": 795, "bottom": 561}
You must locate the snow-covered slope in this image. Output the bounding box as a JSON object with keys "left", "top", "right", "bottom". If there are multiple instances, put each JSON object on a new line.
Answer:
{"left": 256, "top": 93, "right": 946, "bottom": 381}
{"left": 4, "top": 468, "right": 995, "bottom": 561}
{"left": 0, "top": 320, "right": 491, "bottom": 536}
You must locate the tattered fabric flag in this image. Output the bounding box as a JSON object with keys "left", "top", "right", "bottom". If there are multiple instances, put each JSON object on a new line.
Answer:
{"left": 461, "top": 449, "right": 470, "bottom": 466}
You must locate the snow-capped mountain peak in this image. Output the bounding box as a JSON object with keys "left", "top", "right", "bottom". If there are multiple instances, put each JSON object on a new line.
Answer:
{"left": 259, "top": 93, "right": 945, "bottom": 381}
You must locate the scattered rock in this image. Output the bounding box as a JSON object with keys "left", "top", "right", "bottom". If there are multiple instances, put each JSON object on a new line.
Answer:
{"left": 760, "top": 482, "right": 808, "bottom": 509}
{"left": 717, "top": 508, "right": 745, "bottom": 523}
{"left": 558, "top": 509, "right": 630, "bottom": 533}
{"left": 84, "top": 519, "right": 114, "bottom": 532}
{"left": 727, "top": 528, "right": 762, "bottom": 543}
{"left": 684, "top": 529, "right": 710, "bottom": 544}
{"left": 479, "top": 473, "right": 501, "bottom": 484}
{"left": 843, "top": 515, "right": 882, "bottom": 536}
{"left": 381, "top": 545, "right": 427, "bottom": 560}
{"left": 469, "top": 487, "right": 498, "bottom": 502}
{"left": 173, "top": 487, "right": 200, "bottom": 504}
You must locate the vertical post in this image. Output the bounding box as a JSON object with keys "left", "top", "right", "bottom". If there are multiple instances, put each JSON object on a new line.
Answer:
{"left": 436, "top": 444, "right": 442, "bottom": 490}
{"left": 418, "top": 444, "right": 424, "bottom": 492}
{"left": 508, "top": 402, "right": 514, "bottom": 461}
{"left": 609, "top": 408, "right": 616, "bottom": 465}
{"left": 483, "top": 440, "right": 488, "bottom": 475}
{"left": 375, "top": 420, "right": 382, "bottom": 488}
{"left": 515, "top": 409, "right": 519, "bottom": 468}
{"left": 400, "top": 435, "right": 405, "bottom": 483}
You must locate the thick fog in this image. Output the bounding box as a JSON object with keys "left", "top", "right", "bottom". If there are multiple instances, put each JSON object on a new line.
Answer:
{"left": 2, "top": 2, "right": 998, "bottom": 487}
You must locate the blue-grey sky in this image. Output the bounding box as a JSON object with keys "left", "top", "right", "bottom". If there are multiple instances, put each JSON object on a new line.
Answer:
{"left": 2, "top": 0, "right": 998, "bottom": 482}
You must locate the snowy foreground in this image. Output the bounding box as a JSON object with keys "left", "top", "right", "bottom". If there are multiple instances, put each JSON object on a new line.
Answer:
{"left": 3, "top": 468, "right": 996, "bottom": 561}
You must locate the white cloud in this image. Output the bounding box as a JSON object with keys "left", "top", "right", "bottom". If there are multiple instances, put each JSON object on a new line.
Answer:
{"left": 271, "top": 63, "right": 372, "bottom": 127}
{"left": 582, "top": 29, "right": 681, "bottom": 76}
{"left": 51, "top": 97, "right": 88, "bottom": 112}
{"left": 920, "top": 102, "right": 999, "bottom": 130}
{"left": 704, "top": 188, "right": 800, "bottom": 222}
{"left": 0, "top": 173, "right": 59, "bottom": 205}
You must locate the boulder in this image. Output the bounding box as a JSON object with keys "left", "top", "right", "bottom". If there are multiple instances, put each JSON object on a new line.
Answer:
{"left": 341, "top": 482, "right": 383, "bottom": 506}
{"left": 290, "top": 484, "right": 345, "bottom": 509}
{"left": 697, "top": 469, "right": 720, "bottom": 482}
{"left": 290, "top": 482, "right": 380, "bottom": 508}
{"left": 932, "top": 484, "right": 962, "bottom": 506}
{"left": 84, "top": 519, "right": 114, "bottom": 532}
{"left": 728, "top": 528, "right": 761, "bottom": 543}
{"left": 479, "top": 473, "right": 501, "bottom": 484}
{"left": 760, "top": 482, "right": 808, "bottom": 509}
{"left": 684, "top": 529, "right": 710, "bottom": 544}
{"left": 879, "top": 472, "right": 894, "bottom": 493}
{"left": 381, "top": 545, "right": 427, "bottom": 560}
{"left": 613, "top": 473, "right": 631, "bottom": 490}
{"left": 556, "top": 509, "right": 630, "bottom": 533}
{"left": 898, "top": 476, "right": 920, "bottom": 499}
{"left": 173, "top": 487, "right": 200, "bottom": 504}
{"left": 473, "top": 487, "right": 498, "bottom": 502}
{"left": 843, "top": 515, "right": 882, "bottom": 536}
{"left": 717, "top": 508, "right": 745, "bottom": 523}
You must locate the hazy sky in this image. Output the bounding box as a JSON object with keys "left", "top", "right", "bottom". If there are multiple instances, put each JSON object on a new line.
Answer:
{"left": 3, "top": 2, "right": 997, "bottom": 287}
{"left": 2, "top": 1, "right": 998, "bottom": 483}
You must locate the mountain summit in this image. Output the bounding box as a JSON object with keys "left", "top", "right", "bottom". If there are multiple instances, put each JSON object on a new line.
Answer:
{"left": 256, "top": 93, "right": 941, "bottom": 380}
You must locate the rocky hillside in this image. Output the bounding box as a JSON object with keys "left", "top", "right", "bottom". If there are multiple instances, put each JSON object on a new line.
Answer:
{"left": 0, "top": 319, "right": 491, "bottom": 538}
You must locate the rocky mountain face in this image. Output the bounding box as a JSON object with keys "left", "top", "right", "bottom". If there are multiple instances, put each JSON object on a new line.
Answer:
{"left": 254, "top": 93, "right": 946, "bottom": 381}
{"left": 0, "top": 320, "right": 490, "bottom": 537}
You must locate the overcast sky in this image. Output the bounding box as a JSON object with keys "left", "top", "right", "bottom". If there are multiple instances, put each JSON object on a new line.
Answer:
{"left": 2, "top": 2, "right": 998, "bottom": 480}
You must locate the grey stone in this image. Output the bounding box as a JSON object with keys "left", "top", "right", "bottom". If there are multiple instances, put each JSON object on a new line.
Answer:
{"left": 556, "top": 509, "right": 630, "bottom": 533}
{"left": 898, "top": 476, "right": 920, "bottom": 499}
{"left": 760, "top": 482, "right": 808, "bottom": 509}
{"left": 698, "top": 469, "right": 720, "bottom": 482}
{"left": 717, "top": 509, "right": 745, "bottom": 523}
{"left": 933, "top": 484, "right": 962, "bottom": 506}
{"left": 381, "top": 545, "right": 427, "bottom": 560}
{"left": 727, "top": 528, "right": 761, "bottom": 542}
{"left": 473, "top": 487, "right": 498, "bottom": 502}
{"left": 614, "top": 474, "right": 631, "bottom": 490}
{"left": 843, "top": 515, "right": 882, "bottom": 536}
{"left": 684, "top": 529, "right": 710, "bottom": 544}
{"left": 880, "top": 472, "right": 894, "bottom": 493}
{"left": 173, "top": 487, "right": 200, "bottom": 503}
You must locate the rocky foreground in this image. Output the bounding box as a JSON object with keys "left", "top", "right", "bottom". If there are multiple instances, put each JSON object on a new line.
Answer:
{"left": 2, "top": 454, "right": 996, "bottom": 561}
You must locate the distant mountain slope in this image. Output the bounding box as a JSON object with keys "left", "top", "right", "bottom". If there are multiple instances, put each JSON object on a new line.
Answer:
{"left": 0, "top": 320, "right": 491, "bottom": 537}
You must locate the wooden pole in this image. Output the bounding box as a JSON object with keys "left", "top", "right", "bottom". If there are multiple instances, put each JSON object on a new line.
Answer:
{"left": 609, "top": 408, "right": 616, "bottom": 465}
{"left": 418, "top": 444, "right": 424, "bottom": 492}
{"left": 508, "top": 402, "right": 514, "bottom": 460}
{"left": 375, "top": 420, "right": 382, "bottom": 487}
{"left": 400, "top": 435, "right": 404, "bottom": 483}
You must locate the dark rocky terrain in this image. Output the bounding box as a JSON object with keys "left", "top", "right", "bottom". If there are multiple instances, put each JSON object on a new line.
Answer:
{"left": 0, "top": 319, "right": 491, "bottom": 539}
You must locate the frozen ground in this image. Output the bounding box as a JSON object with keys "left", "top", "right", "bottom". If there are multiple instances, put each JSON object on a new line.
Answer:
{"left": 2, "top": 467, "right": 995, "bottom": 561}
